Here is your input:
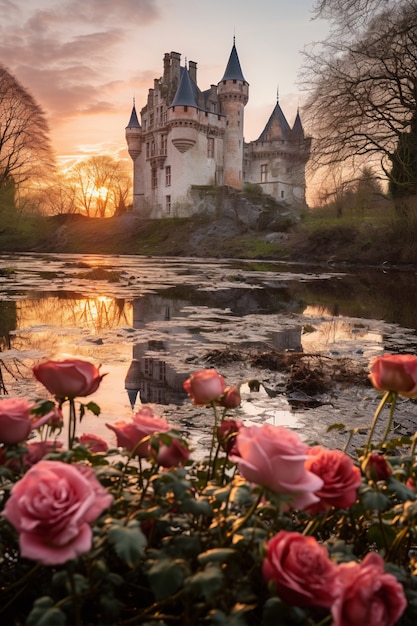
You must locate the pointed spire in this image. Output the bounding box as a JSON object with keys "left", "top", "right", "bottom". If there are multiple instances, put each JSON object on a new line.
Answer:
{"left": 256, "top": 101, "right": 291, "bottom": 141}
{"left": 292, "top": 109, "right": 305, "bottom": 139}
{"left": 171, "top": 65, "right": 198, "bottom": 107}
{"left": 126, "top": 98, "right": 140, "bottom": 128}
{"left": 220, "top": 39, "right": 246, "bottom": 82}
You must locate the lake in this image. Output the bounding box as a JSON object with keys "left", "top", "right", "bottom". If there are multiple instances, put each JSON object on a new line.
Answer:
{"left": 1, "top": 253, "right": 416, "bottom": 451}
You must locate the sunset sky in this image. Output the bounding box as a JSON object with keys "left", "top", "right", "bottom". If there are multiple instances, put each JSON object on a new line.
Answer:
{"left": 0, "top": 0, "right": 329, "bottom": 170}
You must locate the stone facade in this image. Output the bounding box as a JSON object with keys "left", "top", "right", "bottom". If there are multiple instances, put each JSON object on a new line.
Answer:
{"left": 126, "top": 41, "right": 310, "bottom": 218}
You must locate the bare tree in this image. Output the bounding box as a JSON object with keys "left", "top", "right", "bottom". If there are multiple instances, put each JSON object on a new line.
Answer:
{"left": 0, "top": 65, "right": 55, "bottom": 193}
{"left": 303, "top": 1, "right": 417, "bottom": 198}
{"left": 69, "top": 156, "right": 132, "bottom": 218}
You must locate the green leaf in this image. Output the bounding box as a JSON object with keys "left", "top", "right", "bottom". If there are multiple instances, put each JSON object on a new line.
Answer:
{"left": 367, "top": 522, "right": 397, "bottom": 549}
{"left": 185, "top": 563, "right": 224, "bottom": 600}
{"left": 26, "top": 597, "right": 66, "bottom": 626}
{"left": 147, "top": 557, "right": 185, "bottom": 600}
{"left": 108, "top": 520, "right": 147, "bottom": 567}
{"left": 85, "top": 401, "right": 101, "bottom": 416}
{"left": 197, "top": 548, "right": 236, "bottom": 565}
{"left": 327, "top": 423, "right": 346, "bottom": 432}
{"left": 360, "top": 488, "right": 390, "bottom": 511}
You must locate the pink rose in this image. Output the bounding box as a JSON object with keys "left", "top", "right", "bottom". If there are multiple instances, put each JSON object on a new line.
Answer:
{"left": 232, "top": 424, "right": 323, "bottom": 510}
{"left": 183, "top": 369, "right": 226, "bottom": 405}
{"left": 151, "top": 434, "right": 190, "bottom": 468}
{"left": 262, "top": 530, "right": 339, "bottom": 608}
{"left": 106, "top": 406, "right": 169, "bottom": 457}
{"left": 33, "top": 359, "right": 106, "bottom": 399}
{"left": 217, "top": 385, "right": 241, "bottom": 409}
{"left": 363, "top": 453, "right": 392, "bottom": 482}
{"left": 0, "top": 398, "right": 33, "bottom": 444}
{"left": 2, "top": 460, "right": 113, "bottom": 565}
{"left": 305, "top": 446, "right": 362, "bottom": 514}
{"left": 217, "top": 419, "right": 244, "bottom": 455}
{"left": 368, "top": 353, "right": 417, "bottom": 397}
{"left": 24, "top": 441, "right": 63, "bottom": 467}
{"left": 331, "top": 552, "right": 407, "bottom": 626}
{"left": 79, "top": 433, "right": 109, "bottom": 453}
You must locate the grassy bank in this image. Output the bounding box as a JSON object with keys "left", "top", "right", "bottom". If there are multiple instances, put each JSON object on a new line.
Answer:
{"left": 1, "top": 205, "right": 417, "bottom": 266}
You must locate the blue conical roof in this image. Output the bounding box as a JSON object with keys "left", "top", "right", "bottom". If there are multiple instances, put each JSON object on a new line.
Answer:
{"left": 256, "top": 101, "right": 291, "bottom": 141}
{"left": 126, "top": 103, "right": 140, "bottom": 128}
{"left": 220, "top": 41, "right": 246, "bottom": 82}
{"left": 171, "top": 66, "right": 198, "bottom": 107}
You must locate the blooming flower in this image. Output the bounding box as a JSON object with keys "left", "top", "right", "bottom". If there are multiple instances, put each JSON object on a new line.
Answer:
{"left": 79, "top": 433, "right": 109, "bottom": 453}
{"left": 106, "top": 406, "right": 169, "bottom": 457}
{"left": 262, "top": 530, "right": 340, "bottom": 608}
{"left": 305, "top": 446, "right": 362, "bottom": 514}
{"left": 231, "top": 423, "right": 323, "bottom": 509}
{"left": 183, "top": 369, "right": 226, "bottom": 405}
{"left": 2, "top": 460, "right": 113, "bottom": 566}
{"left": 0, "top": 397, "right": 33, "bottom": 444}
{"left": 150, "top": 434, "right": 190, "bottom": 468}
{"left": 368, "top": 353, "right": 417, "bottom": 397}
{"left": 33, "top": 358, "right": 106, "bottom": 399}
{"left": 331, "top": 552, "right": 407, "bottom": 626}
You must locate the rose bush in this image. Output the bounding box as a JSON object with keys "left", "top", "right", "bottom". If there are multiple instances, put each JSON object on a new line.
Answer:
{"left": 0, "top": 359, "right": 416, "bottom": 626}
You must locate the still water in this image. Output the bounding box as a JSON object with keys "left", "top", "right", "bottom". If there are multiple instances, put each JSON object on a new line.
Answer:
{"left": 0, "top": 253, "right": 416, "bottom": 448}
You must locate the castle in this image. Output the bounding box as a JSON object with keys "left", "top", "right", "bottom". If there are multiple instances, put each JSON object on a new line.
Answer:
{"left": 125, "top": 40, "right": 311, "bottom": 218}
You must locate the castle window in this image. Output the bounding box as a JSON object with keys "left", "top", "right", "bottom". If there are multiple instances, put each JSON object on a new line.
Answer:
{"left": 166, "top": 195, "right": 171, "bottom": 213}
{"left": 146, "top": 142, "right": 150, "bottom": 158}
{"left": 184, "top": 106, "right": 188, "bottom": 112}
{"left": 161, "top": 134, "right": 167, "bottom": 154}
{"left": 150, "top": 113, "right": 154, "bottom": 127}
{"left": 165, "top": 166, "right": 171, "bottom": 186}
{"left": 261, "top": 164, "right": 268, "bottom": 183}
{"left": 152, "top": 168, "right": 158, "bottom": 189}
{"left": 207, "top": 137, "right": 214, "bottom": 158}
{"left": 281, "top": 190, "right": 285, "bottom": 198}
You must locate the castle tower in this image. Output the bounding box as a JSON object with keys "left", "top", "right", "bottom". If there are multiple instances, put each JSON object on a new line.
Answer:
{"left": 217, "top": 39, "right": 249, "bottom": 189}
{"left": 125, "top": 101, "right": 142, "bottom": 209}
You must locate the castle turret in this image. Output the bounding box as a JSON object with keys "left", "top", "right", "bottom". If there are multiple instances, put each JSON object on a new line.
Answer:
{"left": 125, "top": 101, "right": 142, "bottom": 160}
{"left": 217, "top": 39, "right": 249, "bottom": 188}
{"left": 167, "top": 65, "right": 199, "bottom": 153}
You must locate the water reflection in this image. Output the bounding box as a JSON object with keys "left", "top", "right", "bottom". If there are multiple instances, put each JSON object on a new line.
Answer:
{"left": 0, "top": 255, "right": 417, "bottom": 436}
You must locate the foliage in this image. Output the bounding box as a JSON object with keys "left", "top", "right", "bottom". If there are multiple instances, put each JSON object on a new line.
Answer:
{"left": 0, "top": 64, "right": 55, "bottom": 192}
{"left": 1, "top": 358, "right": 417, "bottom": 625}
{"left": 304, "top": 0, "right": 417, "bottom": 200}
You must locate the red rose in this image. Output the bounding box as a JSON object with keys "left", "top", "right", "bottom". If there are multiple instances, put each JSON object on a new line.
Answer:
{"left": 368, "top": 353, "right": 417, "bottom": 397}
{"left": 217, "top": 419, "right": 243, "bottom": 455}
{"left": 183, "top": 369, "right": 226, "bottom": 405}
{"left": 217, "top": 385, "right": 241, "bottom": 409}
{"left": 331, "top": 552, "right": 407, "bottom": 626}
{"left": 363, "top": 453, "right": 392, "bottom": 482}
{"left": 305, "top": 446, "right": 361, "bottom": 514}
{"left": 33, "top": 359, "right": 106, "bottom": 399}
{"left": 262, "top": 530, "right": 339, "bottom": 608}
